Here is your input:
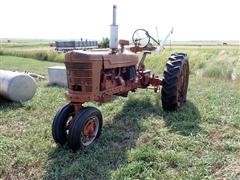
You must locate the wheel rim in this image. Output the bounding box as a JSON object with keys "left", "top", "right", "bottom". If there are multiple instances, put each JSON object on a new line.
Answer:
{"left": 177, "top": 64, "right": 188, "bottom": 106}
{"left": 81, "top": 116, "right": 99, "bottom": 146}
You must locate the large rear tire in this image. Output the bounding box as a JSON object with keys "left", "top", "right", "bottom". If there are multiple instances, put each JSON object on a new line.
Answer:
{"left": 161, "top": 53, "right": 189, "bottom": 111}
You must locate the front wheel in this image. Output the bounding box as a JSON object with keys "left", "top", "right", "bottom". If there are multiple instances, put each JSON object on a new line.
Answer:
{"left": 68, "top": 107, "right": 103, "bottom": 151}
{"left": 52, "top": 103, "right": 75, "bottom": 145}
{"left": 161, "top": 53, "right": 189, "bottom": 111}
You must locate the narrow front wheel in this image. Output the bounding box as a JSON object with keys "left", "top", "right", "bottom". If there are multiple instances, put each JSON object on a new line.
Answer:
{"left": 68, "top": 107, "right": 103, "bottom": 151}
{"left": 52, "top": 103, "right": 75, "bottom": 145}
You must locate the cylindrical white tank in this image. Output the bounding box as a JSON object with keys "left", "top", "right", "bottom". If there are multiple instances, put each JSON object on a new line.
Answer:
{"left": 48, "top": 66, "right": 67, "bottom": 87}
{"left": 0, "top": 70, "right": 37, "bottom": 102}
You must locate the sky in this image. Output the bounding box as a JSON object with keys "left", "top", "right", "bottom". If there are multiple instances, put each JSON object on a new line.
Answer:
{"left": 0, "top": 0, "right": 239, "bottom": 41}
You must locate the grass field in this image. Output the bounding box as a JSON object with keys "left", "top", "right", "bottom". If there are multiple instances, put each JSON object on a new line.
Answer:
{"left": 0, "top": 41, "right": 240, "bottom": 179}
{"left": 0, "top": 40, "right": 64, "bottom": 63}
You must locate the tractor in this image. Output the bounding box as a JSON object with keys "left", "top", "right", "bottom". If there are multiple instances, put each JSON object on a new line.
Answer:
{"left": 52, "top": 5, "right": 189, "bottom": 150}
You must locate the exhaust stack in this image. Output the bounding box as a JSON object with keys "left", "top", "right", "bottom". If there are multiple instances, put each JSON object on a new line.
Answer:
{"left": 110, "top": 5, "right": 118, "bottom": 51}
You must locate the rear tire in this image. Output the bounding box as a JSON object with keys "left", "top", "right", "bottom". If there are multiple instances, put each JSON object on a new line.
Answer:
{"left": 68, "top": 107, "right": 103, "bottom": 151}
{"left": 52, "top": 103, "right": 75, "bottom": 145}
{"left": 161, "top": 53, "right": 189, "bottom": 111}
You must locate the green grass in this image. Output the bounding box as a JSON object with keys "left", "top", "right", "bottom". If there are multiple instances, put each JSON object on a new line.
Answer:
{"left": 146, "top": 46, "right": 240, "bottom": 80}
{"left": 0, "top": 40, "right": 50, "bottom": 49}
{"left": 0, "top": 50, "right": 64, "bottom": 63}
{"left": 0, "top": 40, "right": 64, "bottom": 63}
{"left": 0, "top": 56, "right": 61, "bottom": 76}
{"left": 0, "top": 44, "right": 240, "bottom": 179}
{"left": 1, "top": 41, "right": 239, "bottom": 79}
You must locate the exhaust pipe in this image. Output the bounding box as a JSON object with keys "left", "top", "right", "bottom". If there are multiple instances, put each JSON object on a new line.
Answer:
{"left": 110, "top": 5, "right": 118, "bottom": 52}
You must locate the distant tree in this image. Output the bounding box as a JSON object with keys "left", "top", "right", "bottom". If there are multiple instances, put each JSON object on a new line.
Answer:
{"left": 99, "top": 37, "right": 109, "bottom": 48}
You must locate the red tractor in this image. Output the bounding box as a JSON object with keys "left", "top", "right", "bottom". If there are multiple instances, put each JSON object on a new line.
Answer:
{"left": 52, "top": 5, "right": 189, "bottom": 150}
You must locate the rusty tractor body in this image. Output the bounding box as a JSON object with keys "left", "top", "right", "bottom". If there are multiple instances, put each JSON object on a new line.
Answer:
{"left": 52, "top": 5, "right": 189, "bottom": 151}
{"left": 65, "top": 48, "right": 162, "bottom": 106}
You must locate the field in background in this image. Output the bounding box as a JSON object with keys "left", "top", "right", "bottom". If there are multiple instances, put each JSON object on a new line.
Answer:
{"left": 1, "top": 40, "right": 239, "bottom": 80}
{"left": 147, "top": 45, "right": 240, "bottom": 81}
{"left": 0, "top": 40, "right": 64, "bottom": 62}
{"left": 0, "top": 41, "right": 240, "bottom": 179}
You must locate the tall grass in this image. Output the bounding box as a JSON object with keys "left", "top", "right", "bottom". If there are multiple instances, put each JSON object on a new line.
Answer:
{"left": 1, "top": 41, "right": 50, "bottom": 48}
{"left": 1, "top": 41, "right": 240, "bottom": 80}
{"left": 200, "top": 50, "right": 240, "bottom": 80}
{"left": 145, "top": 48, "right": 240, "bottom": 81}
{"left": 0, "top": 40, "right": 64, "bottom": 62}
{"left": 0, "top": 49, "right": 64, "bottom": 63}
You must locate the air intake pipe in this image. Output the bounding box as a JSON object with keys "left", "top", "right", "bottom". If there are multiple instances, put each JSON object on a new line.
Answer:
{"left": 110, "top": 5, "right": 118, "bottom": 52}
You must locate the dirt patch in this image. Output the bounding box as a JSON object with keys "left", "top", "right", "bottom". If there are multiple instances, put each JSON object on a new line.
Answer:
{"left": 207, "top": 128, "right": 225, "bottom": 149}
{"left": 213, "top": 159, "right": 240, "bottom": 179}
{"left": 0, "top": 122, "right": 27, "bottom": 137}
{"left": 3, "top": 163, "right": 43, "bottom": 180}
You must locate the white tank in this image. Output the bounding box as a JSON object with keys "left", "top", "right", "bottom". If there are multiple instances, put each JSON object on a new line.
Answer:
{"left": 48, "top": 66, "right": 67, "bottom": 87}
{"left": 0, "top": 70, "right": 37, "bottom": 102}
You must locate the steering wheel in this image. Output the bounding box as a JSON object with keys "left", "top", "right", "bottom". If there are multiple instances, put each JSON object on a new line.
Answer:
{"left": 132, "top": 29, "right": 151, "bottom": 48}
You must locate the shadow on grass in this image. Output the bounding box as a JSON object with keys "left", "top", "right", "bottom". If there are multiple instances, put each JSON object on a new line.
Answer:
{"left": 0, "top": 96, "right": 23, "bottom": 110}
{"left": 44, "top": 96, "right": 200, "bottom": 179}
{"left": 162, "top": 101, "right": 201, "bottom": 136}
{"left": 45, "top": 83, "right": 66, "bottom": 88}
{"left": 44, "top": 96, "right": 155, "bottom": 179}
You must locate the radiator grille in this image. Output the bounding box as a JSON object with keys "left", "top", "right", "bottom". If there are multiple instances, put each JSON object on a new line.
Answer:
{"left": 67, "top": 70, "right": 92, "bottom": 77}
{"left": 65, "top": 62, "right": 93, "bottom": 92}
{"left": 65, "top": 62, "right": 92, "bottom": 69}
